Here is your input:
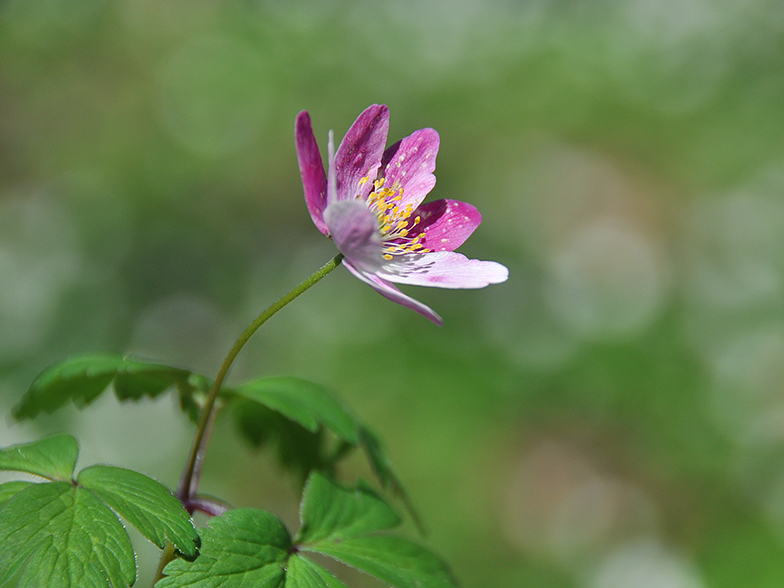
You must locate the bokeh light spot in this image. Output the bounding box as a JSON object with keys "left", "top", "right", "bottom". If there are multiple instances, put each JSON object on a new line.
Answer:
{"left": 544, "top": 219, "right": 668, "bottom": 341}
{"left": 589, "top": 539, "right": 704, "bottom": 588}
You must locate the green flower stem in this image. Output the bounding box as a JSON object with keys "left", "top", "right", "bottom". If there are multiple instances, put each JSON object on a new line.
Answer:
{"left": 177, "top": 252, "right": 343, "bottom": 501}
{"left": 153, "top": 252, "right": 343, "bottom": 587}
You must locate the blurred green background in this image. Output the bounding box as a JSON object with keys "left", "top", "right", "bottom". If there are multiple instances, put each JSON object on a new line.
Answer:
{"left": 2, "top": 0, "right": 784, "bottom": 587}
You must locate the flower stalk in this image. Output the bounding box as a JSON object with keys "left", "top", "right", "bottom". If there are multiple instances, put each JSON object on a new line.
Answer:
{"left": 152, "top": 252, "right": 343, "bottom": 586}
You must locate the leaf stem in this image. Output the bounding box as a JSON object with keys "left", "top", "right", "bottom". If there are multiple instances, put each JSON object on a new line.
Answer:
{"left": 152, "top": 252, "right": 343, "bottom": 586}
{"left": 153, "top": 543, "right": 175, "bottom": 585}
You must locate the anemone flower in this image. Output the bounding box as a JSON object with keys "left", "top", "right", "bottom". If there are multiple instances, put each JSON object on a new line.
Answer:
{"left": 295, "top": 104, "right": 508, "bottom": 326}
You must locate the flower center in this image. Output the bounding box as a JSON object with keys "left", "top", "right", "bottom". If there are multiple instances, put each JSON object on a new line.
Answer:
{"left": 358, "top": 176, "right": 430, "bottom": 260}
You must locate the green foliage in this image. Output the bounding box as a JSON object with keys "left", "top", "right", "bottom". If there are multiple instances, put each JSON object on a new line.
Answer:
{"left": 0, "top": 436, "right": 199, "bottom": 587}
{"left": 230, "top": 376, "right": 359, "bottom": 483}
{"left": 159, "top": 472, "right": 456, "bottom": 588}
{"left": 14, "top": 355, "right": 417, "bottom": 522}
{"left": 0, "top": 482, "right": 136, "bottom": 588}
{"left": 231, "top": 377, "right": 359, "bottom": 444}
{"left": 306, "top": 536, "right": 457, "bottom": 588}
{"left": 13, "top": 354, "right": 202, "bottom": 421}
{"left": 357, "top": 427, "right": 421, "bottom": 532}
{"left": 77, "top": 465, "right": 199, "bottom": 558}
{"left": 0, "top": 434, "right": 78, "bottom": 480}
{"left": 233, "top": 399, "right": 337, "bottom": 482}
{"left": 157, "top": 509, "right": 291, "bottom": 588}
{"left": 284, "top": 556, "right": 349, "bottom": 588}
{"left": 0, "top": 481, "right": 33, "bottom": 507}
{"left": 296, "top": 473, "right": 401, "bottom": 544}
{"left": 229, "top": 377, "right": 417, "bottom": 521}
{"left": 297, "top": 474, "right": 454, "bottom": 588}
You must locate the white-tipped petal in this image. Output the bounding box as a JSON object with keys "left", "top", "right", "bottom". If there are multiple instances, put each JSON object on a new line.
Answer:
{"left": 377, "top": 251, "right": 509, "bottom": 289}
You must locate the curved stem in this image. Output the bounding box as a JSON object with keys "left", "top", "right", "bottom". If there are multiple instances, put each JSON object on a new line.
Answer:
{"left": 178, "top": 252, "right": 344, "bottom": 501}
{"left": 153, "top": 252, "right": 343, "bottom": 587}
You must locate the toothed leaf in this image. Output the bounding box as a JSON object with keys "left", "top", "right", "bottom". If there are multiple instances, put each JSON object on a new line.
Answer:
{"left": 0, "top": 482, "right": 136, "bottom": 588}
{"left": 14, "top": 354, "right": 197, "bottom": 420}
{"left": 78, "top": 465, "right": 199, "bottom": 558}
{"left": 230, "top": 377, "right": 358, "bottom": 444}
{"left": 157, "top": 508, "right": 291, "bottom": 588}
{"left": 297, "top": 472, "right": 401, "bottom": 544}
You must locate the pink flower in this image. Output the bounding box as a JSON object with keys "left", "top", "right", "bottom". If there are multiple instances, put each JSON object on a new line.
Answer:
{"left": 296, "top": 104, "right": 508, "bottom": 326}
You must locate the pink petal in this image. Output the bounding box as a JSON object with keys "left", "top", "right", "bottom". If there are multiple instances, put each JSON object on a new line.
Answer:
{"left": 334, "top": 104, "right": 389, "bottom": 204}
{"left": 408, "top": 199, "right": 482, "bottom": 252}
{"left": 295, "top": 111, "right": 329, "bottom": 236}
{"left": 324, "top": 200, "right": 383, "bottom": 272}
{"left": 380, "top": 128, "right": 439, "bottom": 212}
{"left": 377, "top": 251, "right": 509, "bottom": 289}
{"left": 343, "top": 259, "right": 443, "bottom": 326}
{"left": 327, "top": 130, "right": 337, "bottom": 206}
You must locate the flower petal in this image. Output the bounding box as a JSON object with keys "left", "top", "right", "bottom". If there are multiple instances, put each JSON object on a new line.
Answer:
{"left": 380, "top": 128, "right": 439, "bottom": 211}
{"left": 343, "top": 259, "right": 443, "bottom": 326}
{"left": 408, "top": 199, "right": 482, "bottom": 252}
{"left": 377, "top": 251, "right": 509, "bottom": 289}
{"left": 327, "top": 130, "right": 337, "bottom": 208}
{"left": 324, "top": 199, "right": 383, "bottom": 272}
{"left": 295, "top": 111, "right": 329, "bottom": 236}
{"left": 334, "top": 104, "right": 389, "bottom": 204}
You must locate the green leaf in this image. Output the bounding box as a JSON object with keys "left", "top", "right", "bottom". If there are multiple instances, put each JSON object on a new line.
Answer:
{"left": 14, "top": 354, "right": 196, "bottom": 420}
{"left": 358, "top": 427, "right": 422, "bottom": 532}
{"left": 158, "top": 478, "right": 456, "bottom": 588}
{"left": 0, "top": 481, "right": 33, "bottom": 508}
{"left": 113, "top": 362, "right": 189, "bottom": 401}
{"left": 158, "top": 508, "right": 291, "bottom": 588}
{"left": 0, "top": 434, "right": 78, "bottom": 480}
{"left": 78, "top": 465, "right": 199, "bottom": 558}
{"left": 230, "top": 380, "right": 418, "bottom": 525}
{"left": 0, "top": 481, "right": 136, "bottom": 588}
{"left": 297, "top": 472, "right": 401, "bottom": 544}
{"left": 296, "top": 474, "right": 457, "bottom": 588}
{"left": 285, "top": 555, "right": 348, "bottom": 588}
{"left": 233, "top": 400, "right": 336, "bottom": 483}
{"left": 230, "top": 377, "right": 358, "bottom": 444}
{"left": 305, "top": 536, "right": 457, "bottom": 588}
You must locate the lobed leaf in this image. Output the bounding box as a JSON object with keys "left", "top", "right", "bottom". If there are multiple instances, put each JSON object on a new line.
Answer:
{"left": 229, "top": 377, "right": 417, "bottom": 523}
{"left": 157, "top": 508, "right": 291, "bottom": 588}
{"left": 156, "top": 510, "right": 348, "bottom": 588}
{"left": 78, "top": 465, "right": 199, "bottom": 558}
{"left": 304, "top": 536, "right": 457, "bottom": 588}
{"left": 0, "top": 435, "right": 199, "bottom": 586}
{"left": 0, "top": 434, "right": 78, "bottom": 481}
{"left": 14, "top": 354, "right": 196, "bottom": 420}
{"left": 158, "top": 476, "right": 457, "bottom": 588}
{"left": 0, "top": 481, "right": 136, "bottom": 588}
{"left": 297, "top": 472, "right": 401, "bottom": 545}
{"left": 297, "top": 474, "right": 457, "bottom": 588}
{"left": 230, "top": 377, "right": 359, "bottom": 444}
